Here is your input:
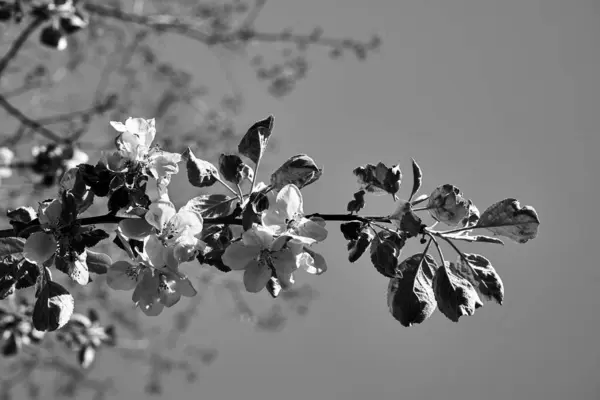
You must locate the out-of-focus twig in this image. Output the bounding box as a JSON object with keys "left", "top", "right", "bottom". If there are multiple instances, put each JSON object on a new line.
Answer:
{"left": 84, "top": 3, "right": 375, "bottom": 52}
{"left": 0, "top": 17, "right": 44, "bottom": 77}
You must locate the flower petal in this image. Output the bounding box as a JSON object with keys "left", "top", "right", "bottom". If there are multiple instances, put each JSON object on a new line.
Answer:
{"left": 106, "top": 261, "right": 138, "bottom": 291}
{"left": 273, "top": 249, "right": 298, "bottom": 277}
{"left": 148, "top": 151, "right": 181, "bottom": 179}
{"left": 243, "top": 260, "right": 271, "bottom": 293}
{"left": 109, "top": 121, "right": 128, "bottom": 132}
{"left": 145, "top": 235, "right": 168, "bottom": 268}
{"left": 298, "top": 249, "right": 327, "bottom": 275}
{"left": 23, "top": 232, "right": 56, "bottom": 264}
{"left": 221, "top": 241, "right": 258, "bottom": 270}
{"left": 297, "top": 218, "right": 328, "bottom": 242}
{"left": 174, "top": 276, "right": 197, "bottom": 297}
{"left": 278, "top": 184, "right": 303, "bottom": 218}
{"left": 145, "top": 199, "right": 176, "bottom": 231}
{"left": 242, "top": 224, "right": 275, "bottom": 248}
{"left": 119, "top": 218, "right": 154, "bottom": 240}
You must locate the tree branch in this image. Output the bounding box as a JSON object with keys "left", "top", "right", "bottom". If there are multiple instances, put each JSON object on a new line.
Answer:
{"left": 0, "top": 213, "right": 393, "bottom": 238}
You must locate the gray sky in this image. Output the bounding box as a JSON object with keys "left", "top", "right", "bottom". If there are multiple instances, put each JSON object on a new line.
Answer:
{"left": 94, "top": 1, "right": 599, "bottom": 399}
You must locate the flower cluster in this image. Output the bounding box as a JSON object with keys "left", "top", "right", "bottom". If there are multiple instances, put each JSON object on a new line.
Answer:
{"left": 0, "top": 114, "right": 540, "bottom": 344}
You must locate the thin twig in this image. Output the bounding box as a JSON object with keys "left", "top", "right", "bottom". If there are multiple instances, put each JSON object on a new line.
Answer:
{"left": 0, "top": 17, "right": 44, "bottom": 77}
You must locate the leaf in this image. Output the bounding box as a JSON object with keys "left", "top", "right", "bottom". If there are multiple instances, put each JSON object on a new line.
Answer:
{"left": 33, "top": 281, "right": 74, "bottom": 332}
{"left": 184, "top": 194, "right": 235, "bottom": 218}
{"left": 388, "top": 254, "right": 438, "bottom": 327}
{"left": 353, "top": 162, "right": 402, "bottom": 196}
{"left": 409, "top": 158, "right": 423, "bottom": 200}
{"left": 370, "top": 232, "right": 406, "bottom": 278}
{"left": 270, "top": 154, "right": 323, "bottom": 190}
{"left": 433, "top": 262, "right": 483, "bottom": 322}
{"left": 15, "top": 261, "right": 40, "bottom": 290}
{"left": 347, "top": 190, "right": 366, "bottom": 213}
{"left": 455, "top": 254, "right": 504, "bottom": 305}
{"left": 78, "top": 345, "right": 96, "bottom": 369}
{"left": 107, "top": 186, "right": 130, "bottom": 213}
{"left": 85, "top": 250, "right": 112, "bottom": 275}
{"left": 182, "top": 147, "right": 219, "bottom": 188}
{"left": 348, "top": 227, "right": 375, "bottom": 263}
{"left": 7, "top": 207, "right": 36, "bottom": 223}
{"left": 238, "top": 115, "right": 274, "bottom": 165}
{"left": 340, "top": 221, "right": 363, "bottom": 241}
{"left": 476, "top": 198, "right": 540, "bottom": 243}
{"left": 218, "top": 154, "right": 253, "bottom": 185}
{"left": 0, "top": 237, "right": 25, "bottom": 257}
{"left": 79, "top": 229, "right": 110, "bottom": 249}
{"left": 443, "top": 233, "right": 504, "bottom": 245}
{"left": 400, "top": 209, "right": 425, "bottom": 238}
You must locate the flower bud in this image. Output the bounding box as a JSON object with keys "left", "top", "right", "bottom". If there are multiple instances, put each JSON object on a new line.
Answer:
{"left": 39, "top": 26, "right": 68, "bottom": 51}
{"left": 270, "top": 154, "right": 322, "bottom": 190}
{"left": 0, "top": 147, "right": 13, "bottom": 166}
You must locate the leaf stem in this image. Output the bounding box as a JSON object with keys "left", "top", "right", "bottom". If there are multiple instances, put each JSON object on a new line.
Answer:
{"left": 425, "top": 231, "right": 446, "bottom": 266}
{"left": 214, "top": 176, "right": 239, "bottom": 198}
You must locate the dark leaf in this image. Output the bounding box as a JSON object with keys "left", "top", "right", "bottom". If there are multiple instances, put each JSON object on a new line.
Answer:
{"left": 433, "top": 262, "right": 483, "bottom": 322}
{"left": 33, "top": 281, "right": 74, "bottom": 332}
{"left": 400, "top": 209, "right": 425, "bottom": 238}
{"left": 183, "top": 147, "right": 219, "bottom": 187}
{"left": 79, "top": 229, "right": 110, "bottom": 249}
{"left": 388, "top": 254, "right": 437, "bottom": 326}
{"left": 348, "top": 227, "right": 375, "bottom": 263}
{"left": 347, "top": 190, "right": 366, "bottom": 213}
{"left": 340, "top": 221, "right": 362, "bottom": 241}
{"left": 15, "top": 261, "right": 40, "bottom": 290}
{"left": 270, "top": 154, "right": 322, "bottom": 190}
{"left": 218, "top": 154, "right": 245, "bottom": 185}
{"left": 107, "top": 187, "right": 130, "bottom": 213}
{"left": 353, "top": 162, "right": 402, "bottom": 196}
{"left": 370, "top": 232, "right": 406, "bottom": 278}
{"left": 238, "top": 115, "right": 274, "bottom": 164}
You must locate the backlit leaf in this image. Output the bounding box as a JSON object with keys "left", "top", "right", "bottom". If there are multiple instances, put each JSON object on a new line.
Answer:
{"left": 476, "top": 198, "right": 540, "bottom": 243}
{"left": 455, "top": 254, "right": 504, "bottom": 305}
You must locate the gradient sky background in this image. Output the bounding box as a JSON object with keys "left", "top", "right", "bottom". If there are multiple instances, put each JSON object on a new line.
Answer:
{"left": 6, "top": 0, "right": 600, "bottom": 399}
